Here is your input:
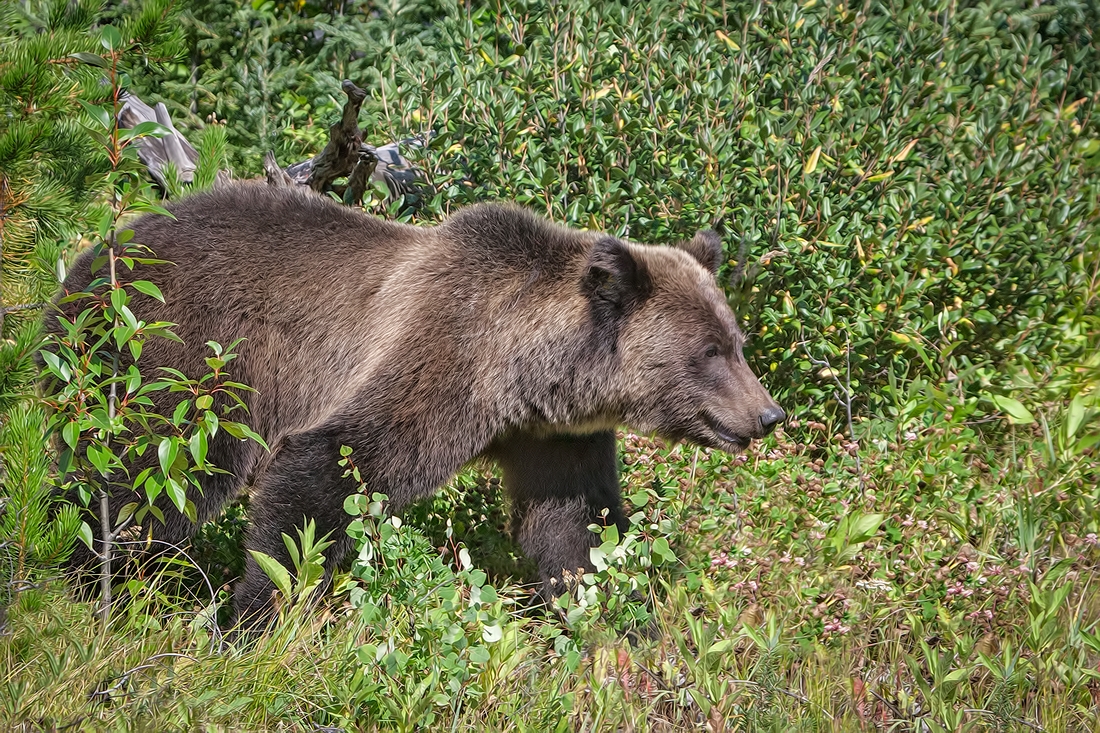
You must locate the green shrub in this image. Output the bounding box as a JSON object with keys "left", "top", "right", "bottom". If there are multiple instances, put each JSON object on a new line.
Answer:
{"left": 236, "top": 0, "right": 1096, "bottom": 427}
{"left": 140, "top": 0, "right": 1099, "bottom": 425}
{"left": 129, "top": 0, "right": 451, "bottom": 172}
{"left": 0, "top": 0, "right": 185, "bottom": 618}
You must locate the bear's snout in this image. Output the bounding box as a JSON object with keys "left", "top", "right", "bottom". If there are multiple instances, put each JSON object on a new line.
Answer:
{"left": 757, "top": 405, "right": 786, "bottom": 435}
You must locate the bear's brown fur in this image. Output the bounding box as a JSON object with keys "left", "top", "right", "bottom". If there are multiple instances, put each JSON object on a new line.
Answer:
{"left": 49, "top": 183, "right": 783, "bottom": 622}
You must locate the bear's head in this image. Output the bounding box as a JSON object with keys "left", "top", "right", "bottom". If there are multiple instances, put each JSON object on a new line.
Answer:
{"left": 583, "top": 231, "right": 785, "bottom": 452}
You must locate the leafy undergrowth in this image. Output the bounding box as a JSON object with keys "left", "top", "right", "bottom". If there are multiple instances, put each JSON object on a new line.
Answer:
{"left": 3, "top": 418, "right": 1099, "bottom": 732}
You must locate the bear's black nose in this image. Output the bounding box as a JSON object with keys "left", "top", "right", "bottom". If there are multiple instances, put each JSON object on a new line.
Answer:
{"left": 759, "top": 406, "right": 786, "bottom": 434}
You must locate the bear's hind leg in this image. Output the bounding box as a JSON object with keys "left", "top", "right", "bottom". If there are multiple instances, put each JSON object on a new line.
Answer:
{"left": 234, "top": 428, "right": 360, "bottom": 627}
{"left": 490, "top": 430, "right": 628, "bottom": 601}
{"left": 234, "top": 389, "right": 497, "bottom": 628}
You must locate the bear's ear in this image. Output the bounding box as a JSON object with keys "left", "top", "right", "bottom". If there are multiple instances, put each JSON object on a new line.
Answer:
{"left": 677, "top": 229, "right": 723, "bottom": 274}
{"left": 583, "top": 237, "right": 650, "bottom": 310}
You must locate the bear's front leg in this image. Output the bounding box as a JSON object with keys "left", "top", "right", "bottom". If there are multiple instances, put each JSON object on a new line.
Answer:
{"left": 490, "top": 430, "right": 629, "bottom": 600}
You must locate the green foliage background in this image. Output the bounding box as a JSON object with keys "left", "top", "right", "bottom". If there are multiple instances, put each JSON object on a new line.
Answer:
{"left": 136, "top": 0, "right": 1100, "bottom": 425}
{"left": 1, "top": 0, "right": 1099, "bottom": 729}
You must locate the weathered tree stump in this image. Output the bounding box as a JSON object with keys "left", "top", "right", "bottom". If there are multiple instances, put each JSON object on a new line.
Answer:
{"left": 284, "top": 79, "right": 369, "bottom": 192}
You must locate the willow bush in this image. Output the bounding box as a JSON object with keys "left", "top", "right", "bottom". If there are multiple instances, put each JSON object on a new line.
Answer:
{"left": 278, "top": 0, "right": 1098, "bottom": 427}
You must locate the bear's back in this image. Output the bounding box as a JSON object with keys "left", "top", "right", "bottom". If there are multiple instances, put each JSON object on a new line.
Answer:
{"left": 439, "top": 202, "right": 596, "bottom": 280}
{"left": 134, "top": 182, "right": 413, "bottom": 265}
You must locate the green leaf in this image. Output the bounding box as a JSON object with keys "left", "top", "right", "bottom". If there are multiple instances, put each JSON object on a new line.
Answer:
{"left": 116, "top": 502, "right": 139, "bottom": 527}
{"left": 110, "top": 287, "right": 128, "bottom": 315}
{"left": 86, "top": 443, "right": 112, "bottom": 477}
{"left": 144, "top": 475, "right": 163, "bottom": 504}
{"left": 849, "top": 513, "right": 884, "bottom": 544}
{"left": 158, "top": 436, "right": 178, "bottom": 476}
{"left": 1066, "top": 394, "right": 1086, "bottom": 439}
{"left": 172, "top": 399, "right": 191, "bottom": 426}
{"left": 1080, "top": 434, "right": 1100, "bottom": 453}
{"left": 131, "top": 280, "right": 165, "bottom": 302}
{"left": 940, "top": 667, "right": 970, "bottom": 693}
{"left": 127, "top": 201, "right": 173, "bottom": 217}
{"left": 343, "top": 494, "right": 368, "bottom": 516}
{"left": 78, "top": 100, "right": 111, "bottom": 131}
{"left": 687, "top": 688, "right": 712, "bottom": 716}
{"left": 652, "top": 536, "right": 677, "bottom": 564}
{"left": 122, "top": 121, "right": 172, "bottom": 140}
{"left": 835, "top": 544, "right": 861, "bottom": 564}
{"left": 990, "top": 395, "right": 1035, "bottom": 425}
{"left": 165, "top": 477, "right": 187, "bottom": 513}
{"left": 119, "top": 305, "right": 139, "bottom": 331}
{"left": 78, "top": 522, "right": 95, "bottom": 551}
{"left": 70, "top": 52, "right": 108, "bottom": 68}
{"left": 62, "top": 421, "right": 80, "bottom": 451}
{"left": 189, "top": 429, "right": 208, "bottom": 468}
{"left": 740, "top": 622, "right": 768, "bottom": 650}
{"left": 221, "top": 421, "right": 270, "bottom": 450}
{"left": 973, "top": 309, "right": 996, "bottom": 324}
{"left": 249, "top": 550, "right": 294, "bottom": 603}
{"left": 99, "top": 25, "right": 123, "bottom": 51}
{"left": 40, "top": 350, "right": 68, "bottom": 381}
{"left": 589, "top": 545, "right": 608, "bottom": 572}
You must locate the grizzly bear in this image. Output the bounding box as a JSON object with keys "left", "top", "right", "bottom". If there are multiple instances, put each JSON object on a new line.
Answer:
{"left": 49, "top": 183, "right": 784, "bottom": 623}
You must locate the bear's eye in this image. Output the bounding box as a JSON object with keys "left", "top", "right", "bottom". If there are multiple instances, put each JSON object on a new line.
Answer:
{"left": 704, "top": 344, "right": 721, "bottom": 359}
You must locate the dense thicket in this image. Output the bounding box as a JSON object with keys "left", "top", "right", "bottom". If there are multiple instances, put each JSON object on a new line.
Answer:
{"left": 1, "top": 1, "right": 1099, "bottom": 729}
{"left": 135, "top": 0, "right": 1100, "bottom": 424}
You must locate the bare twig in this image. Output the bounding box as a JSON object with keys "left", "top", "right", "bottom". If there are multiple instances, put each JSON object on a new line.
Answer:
{"left": 88, "top": 652, "right": 199, "bottom": 705}
{"left": 119, "top": 82, "right": 428, "bottom": 207}
{"left": 869, "top": 688, "right": 903, "bottom": 718}
{"left": 98, "top": 236, "right": 120, "bottom": 626}
{"left": 633, "top": 660, "right": 671, "bottom": 691}
{"left": 800, "top": 330, "right": 864, "bottom": 491}
{"left": 112, "top": 537, "right": 225, "bottom": 651}
{"left": 284, "top": 79, "right": 368, "bottom": 192}
{"left": 343, "top": 147, "right": 379, "bottom": 206}
{"left": 806, "top": 48, "right": 835, "bottom": 87}
{"left": 0, "top": 302, "right": 46, "bottom": 314}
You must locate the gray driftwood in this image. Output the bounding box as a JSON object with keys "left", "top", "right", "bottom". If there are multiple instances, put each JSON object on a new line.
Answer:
{"left": 119, "top": 92, "right": 199, "bottom": 190}
{"left": 120, "top": 79, "right": 427, "bottom": 208}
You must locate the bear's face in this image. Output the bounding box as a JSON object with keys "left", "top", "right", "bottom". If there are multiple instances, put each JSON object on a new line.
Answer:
{"left": 583, "top": 233, "right": 784, "bottom": 452}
